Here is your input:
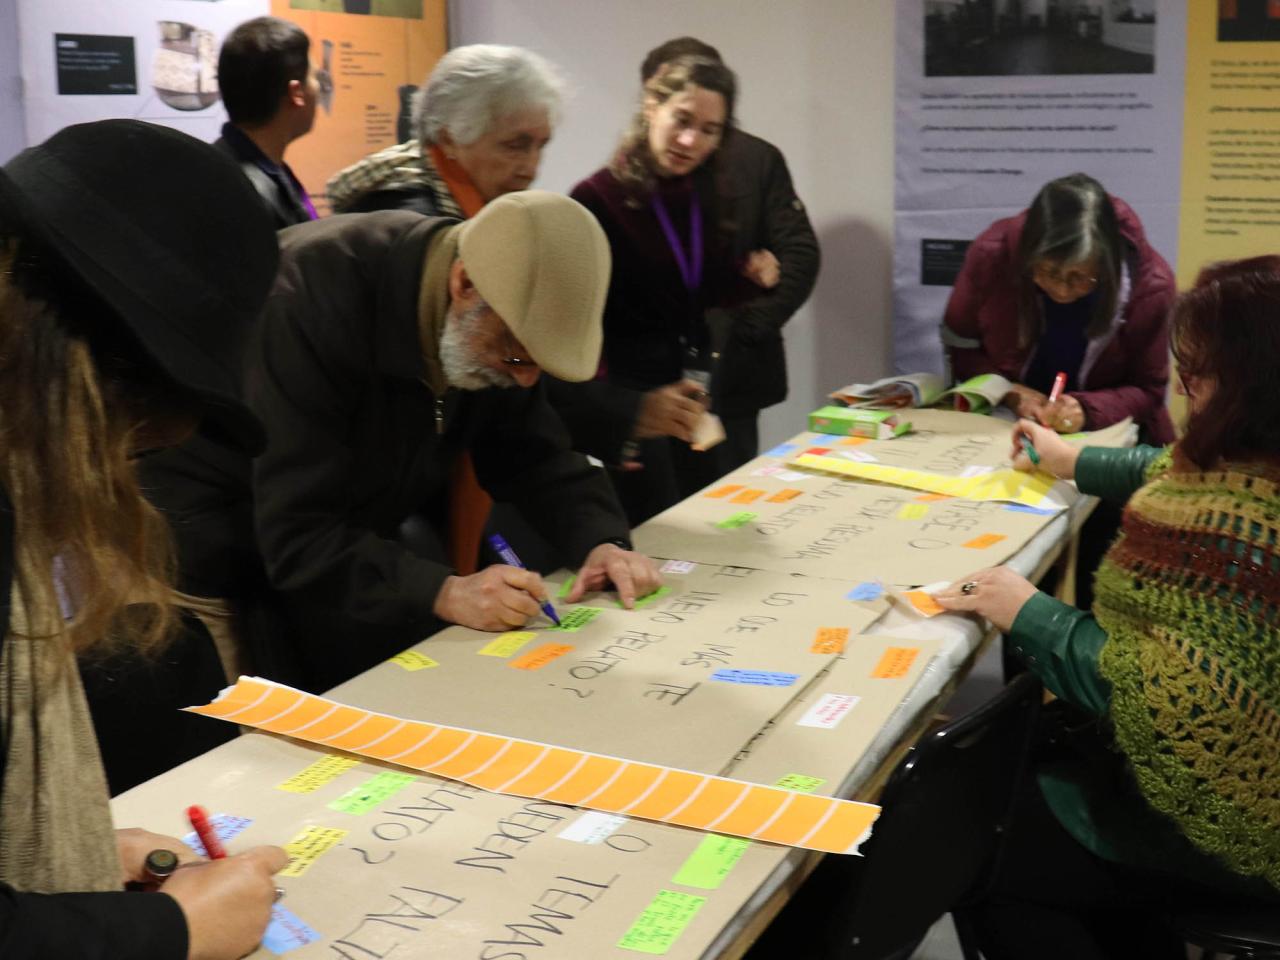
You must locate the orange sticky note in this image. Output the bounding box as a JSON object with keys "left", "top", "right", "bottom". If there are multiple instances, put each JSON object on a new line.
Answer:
{"left": 730, "top": 489, "right": 764, "bottom": 504}
{"left": 872, "top": 646, "right": 920, "bottom": 679}
{"left": 766, "top": 488, "right": 803, "bottom": 503}
{"left": 915, "top": 493, "right": 951, "bottom": 502}
{"left": 509, "top": 643, "right": 574, "bottom": 671}
{"left": 811, "top": 627, "right": 850, "bottom": 655}
{"left": 902, "top": 590, "right": 945, "bottom": 617}
{"left": 705, "top": 484, "right": 744, "bottom": 499}
{"left": 963, "top": 533, "right": 1007, "bottom": 549}
{"left": 838, "top": 437, "right": 869, "bottom": 446}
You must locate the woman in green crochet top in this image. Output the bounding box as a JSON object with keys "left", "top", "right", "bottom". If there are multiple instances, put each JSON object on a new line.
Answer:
{"left": 937, "top": 255, "right": 1280, "bottom": 959}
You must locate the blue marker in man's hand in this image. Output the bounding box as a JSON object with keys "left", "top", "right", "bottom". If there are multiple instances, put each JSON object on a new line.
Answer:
{"left": 486, "top": 533, "right": 561, "bottom": 626}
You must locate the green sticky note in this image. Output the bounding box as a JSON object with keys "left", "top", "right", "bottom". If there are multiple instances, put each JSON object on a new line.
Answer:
{"left": 715, "top": 511, "right": 757, "bottom": 530}
{"left": 774, "top": 773, "right": 826, "bottom": 794}
{"left": 671, "top": 834, "right": 750, "bottom": 890}
{"left": 618, "top": 890, "right": 706, "bottom": 954}
{"left": 617, "top": 585, "right": 672, "bottom": 609}
{"left": 550, "top": 606, "right": 602, "bottom": 632}
{"left": 557, "top": 575, "right": 575, "bottom": 599}
{"left": 328, "top": 771, "right": 418, "bottom": 815}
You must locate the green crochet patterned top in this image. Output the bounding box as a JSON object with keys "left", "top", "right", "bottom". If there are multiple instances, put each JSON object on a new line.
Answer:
{"left": 1092, "top": 448, "right": 1280, "bottom": 889}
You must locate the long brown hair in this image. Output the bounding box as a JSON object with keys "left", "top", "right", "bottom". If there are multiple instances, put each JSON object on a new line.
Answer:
{"left": 1015, "top": 173, "right": 1125, "bottom": 347}
{"left": 0, "top": 237, "right": 177, "bottom": 655}
{"left": 1172, "top": 254, "right": 1280, "bottom": 470}
{"left": 609, "top": 55, "right": 737, "bottom": 194}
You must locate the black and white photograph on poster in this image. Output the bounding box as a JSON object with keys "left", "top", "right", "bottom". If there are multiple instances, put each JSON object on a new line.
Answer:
{"left": 289, "top": 0, "right": 422, "bottom": 18}
{"left": 152, "top": 21, "right": 220, "bottom": 111}
{"left": 925, "top": 0, "right": 1156, "bottom": 76}
{"left": 893, "top": 0, "right": 1186, "bottom": 377}
{"left": 19, "top": 0, "right": 269, "bottom": 145}
{"left": 54, "top": 34, "right": 137, "bottom": 95}
{"left": 1218, "top": 0, "right": 1280, "bottom": 42}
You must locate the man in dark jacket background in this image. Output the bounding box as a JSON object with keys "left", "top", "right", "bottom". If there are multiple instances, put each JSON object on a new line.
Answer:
{"left": 213, "top": 16, "right": 323, "bottom": 228}
{"left": 142, "top": 191, "right": 658, "bottom": 696}
{"left": 641, "top": 37, "right": 821, "bottom": 471}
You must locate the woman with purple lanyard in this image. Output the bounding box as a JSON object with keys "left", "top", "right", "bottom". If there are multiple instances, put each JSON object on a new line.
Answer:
{"left": 563, "top": 55, "right": 778, "bottom": 525}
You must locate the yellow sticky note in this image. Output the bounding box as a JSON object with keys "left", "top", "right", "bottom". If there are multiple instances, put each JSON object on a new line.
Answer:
{"left": 872, "top": 646, "right": 921, "bottom": 679}
{"left": 509, "top": 642, "right": 574, "bottom": 671}
{"left": 280, "top": 825, "right": 349, "bottom": 877}
{"left": 390, "top": 650, "right": 438, "bottom": 671}
{"left": 902, "top": 591, "right": 945, "bottom": 618}
{"left": 478, "top": 631, "right": 536, "bottom": 658}
{"left": 810, "top": 627, "right": 850, "bottom": 655}
{"left": 730, "top": 488, "right": 764, "bottom": 504}
{"left": 964, "top": 533, "right": 1007, "bottom": 550}
{"left": 704, "top": 484, "right": 743, "bottom": 499}
{"left": 276, "top": 755, "right": 359, "bottom": 794}
{"left": 766, "top": 488, "right": 803, "bottom": 503}
{"left": 897, "top": 503, "right": 929, "bottom": 520}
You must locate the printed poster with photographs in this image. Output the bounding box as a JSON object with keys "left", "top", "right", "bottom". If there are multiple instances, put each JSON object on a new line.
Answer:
{"left": 893, "top": 0, "right": 1188, "bottom": 376}
{"left": 16, "top": 0, "right": 445, "bottom": 213}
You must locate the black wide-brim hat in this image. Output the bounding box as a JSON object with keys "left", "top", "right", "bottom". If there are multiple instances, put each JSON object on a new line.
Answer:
{"left": 0, "top": 119, "right": 279, "bottom": 455}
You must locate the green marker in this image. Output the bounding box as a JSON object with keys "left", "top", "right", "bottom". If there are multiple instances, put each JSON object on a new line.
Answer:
{"left": 1020, "top": 436, "right": 1041, "bottom": 466}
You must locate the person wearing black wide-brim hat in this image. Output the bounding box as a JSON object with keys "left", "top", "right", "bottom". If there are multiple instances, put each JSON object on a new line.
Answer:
{"left": 0, "top": 119, "right": 287, "bottom": 960}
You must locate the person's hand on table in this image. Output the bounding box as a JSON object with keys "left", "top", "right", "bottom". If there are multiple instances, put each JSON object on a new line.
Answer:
{"left": 1039, "top": 393, "right": 1086, "bottom": 434}
{"left": 1010, "top": 418, "right": 1081, "bottom": 479}
{"left": 742, "top": 249, "right": 780, "bottom": 289}
{"left": 634, "top": 381, "right": 707, "bottom": 443}
{"left": 934, "top": 566, "right": 1038, "bottom": 633}
{"left": 566, "top": 543, "right": 662, "bottom": 610}
{"left": 1002, "top": 382, "right": 1048, "bottom": 422}
{"left": 117, "top": 827, "right": 203, "bottom": 889}
{"left": 161, "top": 844, "right": 288, "bottom": 960}
{"left": 433, "top": 566, "right": 551, "bottom": 630}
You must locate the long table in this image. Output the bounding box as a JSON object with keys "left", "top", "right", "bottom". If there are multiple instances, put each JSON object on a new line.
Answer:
{"left": 111, "top": 410, "right": 1121, "bottom": 959}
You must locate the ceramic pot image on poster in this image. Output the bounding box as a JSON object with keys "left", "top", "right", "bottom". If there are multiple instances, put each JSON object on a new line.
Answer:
{"left": 152, "top": 21, "right": 219, "bottom": 111}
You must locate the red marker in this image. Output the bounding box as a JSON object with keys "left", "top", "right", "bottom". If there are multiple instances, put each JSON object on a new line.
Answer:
{"left": 1047, "top": 371, "right": 1067, "bottom": 406}
{"left": 187, "top": 804, "right": 226, "bottom": 859}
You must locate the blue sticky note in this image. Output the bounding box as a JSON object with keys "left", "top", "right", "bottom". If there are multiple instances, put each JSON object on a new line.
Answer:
{"left": 261, "top": 905, "right": 322, "bottom": 955}
{"left": 710, "top": 669, "right": 800, "bottom": 687}
{"left": 181, "top": 813, "right": 253, "bottom": 857}
{"left": 766, "top": 442, "right": 798, "bottom": 458}
{"left": 846, "top": 581, "right": 884, "bottom": 602}
{"left": 1004, "top": 504, "right": 1058, "bottom": 516}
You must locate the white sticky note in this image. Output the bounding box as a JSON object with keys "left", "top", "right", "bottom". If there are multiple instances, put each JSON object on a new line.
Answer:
{"left": 559, "top": 811, "right": 629, "bottom": 844}
{"left": 661, "top": 559, "right": 697, "bottom": 575}
{"left": 797, "top": 693, "right": 861, "bottom": 729}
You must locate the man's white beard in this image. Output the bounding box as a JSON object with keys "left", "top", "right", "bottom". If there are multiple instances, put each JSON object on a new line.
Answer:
{"left": 439, "top": 301, "right": 518, "bottom": 390}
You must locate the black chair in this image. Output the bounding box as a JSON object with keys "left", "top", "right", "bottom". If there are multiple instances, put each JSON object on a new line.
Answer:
{"left": 747, "top": 672, "right": 1043, "bottom": 960}
{"left": 1168, "top": 909, "right": 1280, "bottom": 960}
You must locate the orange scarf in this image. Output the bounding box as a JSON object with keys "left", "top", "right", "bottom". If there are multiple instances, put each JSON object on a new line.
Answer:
{"left": 429, "top": 144, "right": 492, "bottom": 576}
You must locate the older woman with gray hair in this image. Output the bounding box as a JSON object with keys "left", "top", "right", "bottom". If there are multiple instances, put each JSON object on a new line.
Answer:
{"left": 327, "top": 43, "right": 564, "bottom": 216}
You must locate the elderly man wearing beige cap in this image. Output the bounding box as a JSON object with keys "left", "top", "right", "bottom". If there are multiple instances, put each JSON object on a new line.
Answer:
{"left": 140, "top": 190, "right": 659, "bottom": 696}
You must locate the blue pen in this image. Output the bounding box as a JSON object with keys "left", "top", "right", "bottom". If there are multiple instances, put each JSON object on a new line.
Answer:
{"left": 487, "top": 533, "right": 561, "bottom": 626}
{"left": 1019, "top": 436, "right": 1041, "bottom": 467}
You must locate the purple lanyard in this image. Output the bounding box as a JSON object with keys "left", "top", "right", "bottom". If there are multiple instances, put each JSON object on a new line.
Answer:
{"left": 651, "top": 192, "right": 703, "bottom": 292}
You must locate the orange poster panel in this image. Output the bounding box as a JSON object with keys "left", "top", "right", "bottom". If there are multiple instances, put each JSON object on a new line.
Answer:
{"left": 272, "top": 0, "right": 446, "bottom": 212}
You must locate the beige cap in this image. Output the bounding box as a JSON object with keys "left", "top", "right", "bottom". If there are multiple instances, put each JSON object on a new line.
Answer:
{"left": 457, "top": 190, "right": 611, "bottom": 382}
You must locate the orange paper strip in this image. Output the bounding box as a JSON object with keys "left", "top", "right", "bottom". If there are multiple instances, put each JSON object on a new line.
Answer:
{"left": 963, "top": 533, "right": 1007, "bottom": 549}
{"left": 704, "top": 484, "right": 743, "bottom": 499}
{"left": 902, "top": 591, "right": 945, "bottom": 617}
{"left": 508, "top": 643, "right": 573, "bottom": 671}
{"left": 730, "top": 489, "right": 764, "bottom": 504}
{"left": 810, "top": 627, "right": 850, "bottom": 655}
{"left": 766, "top": 489, "right": 803, "bottom": 503}
{"left": 187, "top": 677, "right": 881, "bottom": 855}
{"left": 872, "top": 647, "right": 921, "bottom": 679}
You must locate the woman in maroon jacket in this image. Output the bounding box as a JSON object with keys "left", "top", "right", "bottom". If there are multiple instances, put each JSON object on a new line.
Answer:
{"left": 942, "top": 173, "right": 1175, "bottom": 445}
{"left": 557, "top": 56, "right": 776, "bottom": 524}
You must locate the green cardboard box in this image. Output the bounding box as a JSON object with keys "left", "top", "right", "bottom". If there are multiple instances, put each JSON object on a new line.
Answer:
{"left": 808, "top": 405, "right": 912, "bottom": 440}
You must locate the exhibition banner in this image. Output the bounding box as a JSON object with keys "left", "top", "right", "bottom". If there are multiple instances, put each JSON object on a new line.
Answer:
{"left": 894, "top": 0, "right": 1187, "bottom": 376}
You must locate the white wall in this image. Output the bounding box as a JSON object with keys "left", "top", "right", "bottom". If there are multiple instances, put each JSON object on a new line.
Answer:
{"left": 451, "top": 0, "right": 896, "bottom": 449}
{"left": 0, "top": 0, "right": 25, "bottom": 163}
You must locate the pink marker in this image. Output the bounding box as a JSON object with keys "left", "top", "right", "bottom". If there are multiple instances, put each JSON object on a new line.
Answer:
{"left": 1048, "top": 371, "right": 1067, "bottom": 406}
